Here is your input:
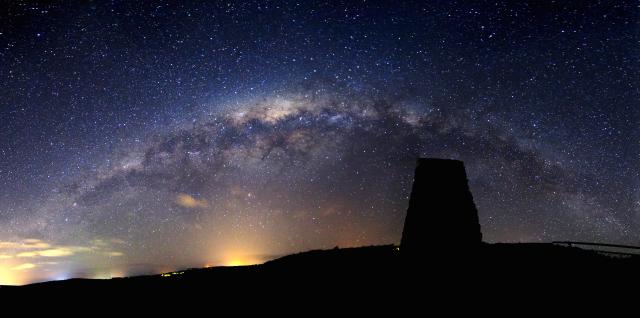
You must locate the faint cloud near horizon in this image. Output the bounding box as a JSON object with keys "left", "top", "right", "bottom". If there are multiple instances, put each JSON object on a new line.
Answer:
{"left": 11, "top": 263, "right": 36, "bottom": 271}
{"left": 0, "top": 238, "right": 125, "bottom": 273}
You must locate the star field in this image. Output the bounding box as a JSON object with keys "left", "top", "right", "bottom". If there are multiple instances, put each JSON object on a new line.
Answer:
{"left": 0, "top": 1, "right": 637, "bottom": 284}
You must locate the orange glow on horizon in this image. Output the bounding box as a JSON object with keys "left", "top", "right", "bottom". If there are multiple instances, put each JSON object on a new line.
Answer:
{"left": 224, "top": 259, "right": 252, "bottom": 267}
{"left": 207, "top": 247, "right": 266, "bottom": 267}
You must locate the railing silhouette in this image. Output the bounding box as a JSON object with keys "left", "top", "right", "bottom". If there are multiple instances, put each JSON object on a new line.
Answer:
{"left": 553, "top": 241, "right": 640, "bottom": 256}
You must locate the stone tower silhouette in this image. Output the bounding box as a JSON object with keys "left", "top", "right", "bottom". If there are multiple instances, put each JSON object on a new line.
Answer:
{"left": 400, "top": 158, "right": 482, "bottom": 255}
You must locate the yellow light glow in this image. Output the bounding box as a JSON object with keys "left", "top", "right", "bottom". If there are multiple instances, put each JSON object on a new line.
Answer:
{"left": 225, "top": 259, "right": 246, "bottom": 267}
{"left": 203, "top": 229, "right": 272, "bottom": 268}
{"left": 0, "top": 265, "right": 25, "bottom": 286}
{"left": 221, "top": 253, "right": 263, "bottom": 267}
{"left": 204, "top": 253, "right": 264, "bottom": 267}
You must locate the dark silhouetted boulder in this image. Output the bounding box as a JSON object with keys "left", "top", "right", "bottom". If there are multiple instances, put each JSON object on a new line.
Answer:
{"left": 400, "top": 158, "right": 482, "bottom": 256}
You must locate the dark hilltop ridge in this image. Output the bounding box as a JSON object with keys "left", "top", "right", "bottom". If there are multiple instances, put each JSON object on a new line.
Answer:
{"left": 4, "top": 158, "right": 640, "bottom": 297}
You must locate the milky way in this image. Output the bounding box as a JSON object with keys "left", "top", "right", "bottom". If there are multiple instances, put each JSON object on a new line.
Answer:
{"left": 0, "top": 1, "right": 637, "bottom": 284}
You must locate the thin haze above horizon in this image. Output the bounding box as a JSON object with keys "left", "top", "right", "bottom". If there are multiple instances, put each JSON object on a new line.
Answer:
{"left": 0, "top": 1, "right": 637, "bottom": 285}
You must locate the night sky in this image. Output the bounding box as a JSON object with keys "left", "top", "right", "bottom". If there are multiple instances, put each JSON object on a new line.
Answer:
{"left": 0, "top": 1, "right": 637, "bottom": 285}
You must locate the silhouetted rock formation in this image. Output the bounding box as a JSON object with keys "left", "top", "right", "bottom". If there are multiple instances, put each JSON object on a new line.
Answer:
{"left": 400, "top": 158, "right": 482, "bottom": 256}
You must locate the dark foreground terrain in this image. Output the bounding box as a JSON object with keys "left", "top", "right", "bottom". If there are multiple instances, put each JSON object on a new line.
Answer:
{"left": 4, "top": 243, "right": 639, "bottom": 299}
